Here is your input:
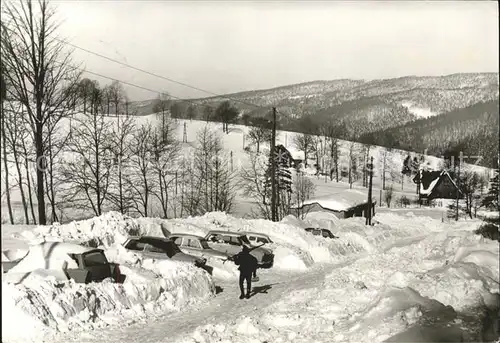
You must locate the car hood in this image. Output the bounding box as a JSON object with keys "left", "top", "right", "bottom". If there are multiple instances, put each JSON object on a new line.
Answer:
{"left": 249, "top": 245, "right": 273, "bottom": 256}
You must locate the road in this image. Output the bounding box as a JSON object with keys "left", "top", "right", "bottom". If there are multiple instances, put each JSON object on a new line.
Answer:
{"left": 46, "top": 253, "right": 366, "bottom": 343}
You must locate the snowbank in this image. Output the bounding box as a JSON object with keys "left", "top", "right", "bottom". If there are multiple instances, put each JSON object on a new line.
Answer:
{"left": 178, "top": 216, "right": 499, "bottom": 343}
{"left": 14, "top": 212, "right": 142, "bottom": 248}
{"left": 2, "top": 214, "right": 217, "bottom": 343}
{"left": 11, "top": 211, "right": 458, "bottom": 275}
{"left": 2, "top": 243, "right": 215, "bottom": 343}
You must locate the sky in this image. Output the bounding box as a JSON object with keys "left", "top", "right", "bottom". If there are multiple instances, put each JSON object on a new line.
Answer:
{"left": 53, "top": 1, "right": 499, "bottom": 101}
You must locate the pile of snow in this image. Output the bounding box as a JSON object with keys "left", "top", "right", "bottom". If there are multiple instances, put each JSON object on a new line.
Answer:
{"left": 14, "top": 212, "right": 143, "bottom": 248}
{"left": 178, "top": 216, "right": 498, "bottom": 343}
{"left": 2, "top": 242, "right": 215, "bottom": 343}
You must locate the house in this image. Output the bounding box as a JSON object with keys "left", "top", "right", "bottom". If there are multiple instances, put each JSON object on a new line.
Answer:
{"left": 413, "top": 170, "right": 462, "bottom": 204}
{"left": 284, "top": 146, "right": 305, "bottom": 168}
{"left": 292, "top": 189, "right": 376, "bottom": 219}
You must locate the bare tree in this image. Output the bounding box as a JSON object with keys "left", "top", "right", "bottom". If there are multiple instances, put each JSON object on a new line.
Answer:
{"left": 153, "top": 92, "right": 169, "bottom": 121}
{"left": 2, "top": 0, "right": 81, "bottom": 224}
{"left": 293, "top": 133, "right": 315, "bottom": 168}
{"left": 1, "top": 68, "right": 14, "bottom": 224}
{"left": 108, "top": 80, "right": 124, "bottom": 116}
{"left": 102, "top": 84, "right": 112, "bottom": 115}
{"left": 183, "top": 127, "right": 236, "bottom": 215}
{"left": 240, "top": 152, "right": 272, "bottom": 219}
{"left": 293, "top": 171, "right": 316, "bottom": 219}
{"left": 247, "top": 117, "right": 272, "bottom": 153}
{"left": 128, "top": 123, "right": 156, "bottom": 217}
{"left": 4, "top": 110, "right": 30, "bottom": 223}
{"left": 460, "top": 169, "right": 482, "bottom": 219}
{"left": 60, "top": 81, "right": 112, "bottom": 216}
{"left": 108, "top": 114, "right": 136, "bottom": 214}
{"left": 77, "top": 78, "right": 94, "bottom": 114}
{"left": 215, "top": 101, "right": 239, "bottom": 134}
{"left": 322, "top": 123, "right": 342, "bottom": 182}
{"left": 151, "top": 118, "right": 180, "bottom": 218}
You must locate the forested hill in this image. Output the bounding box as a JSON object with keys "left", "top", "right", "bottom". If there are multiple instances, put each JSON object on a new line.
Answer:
{"left": 358, "top": 100, "right": 499, "bottom": 168}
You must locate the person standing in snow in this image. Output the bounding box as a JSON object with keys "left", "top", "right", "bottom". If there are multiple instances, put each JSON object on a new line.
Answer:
{"left": 231, "top": 245, "right": 258, "bottom": 299}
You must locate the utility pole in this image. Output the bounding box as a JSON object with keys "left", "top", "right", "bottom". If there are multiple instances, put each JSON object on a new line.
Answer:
{"left": 455, "top": 151, "right": 462, "bottom": 221}
{"left": 271, "top": 107, "right": 277, "bottom": 222}
{"left": 366, "top": 156, "right": 374, "bottom": 226}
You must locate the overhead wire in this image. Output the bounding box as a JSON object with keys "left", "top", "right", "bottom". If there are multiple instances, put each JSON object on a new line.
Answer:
{"left": 2, "top": 23, "right": 271, "bottom": 110}
{"left": 54, "top": 36, "right": 269, "bottom": 110}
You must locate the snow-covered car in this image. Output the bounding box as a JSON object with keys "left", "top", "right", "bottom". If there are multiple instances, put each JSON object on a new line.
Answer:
{"left": 170, "top": 234, "right": 231, "bottom": 261}
{"left": 242, "top": 232, "right": 274, "bottom": 246}
{"left": 305, "top": 227, "right": 338, "bottom": 239}
{"left": 3, "top": 242, "right": 122, "bottom": 284}
{"left": 123, "top": 236, "right": 207, "bottom": 268}
{"left": 204, "top": 230, "right": 274, "bottom": 269}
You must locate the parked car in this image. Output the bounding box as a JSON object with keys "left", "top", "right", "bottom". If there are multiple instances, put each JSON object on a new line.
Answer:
{"left": 123, "top": 236, "right": 207, "bottom": 268}
{"left": 305, "top": 227, "right": 339, "bottom": 239}
{"left": 4, "top": 241, "right": 123, "bottom": 284}
{"left": 242, "top": 232, "right": 274, "bottom": 245}
{"left": 170, "top": 233, "right": 231, "bottom": 261}
{"left": 204, "top": 230, "right": 274, "bottom": 269}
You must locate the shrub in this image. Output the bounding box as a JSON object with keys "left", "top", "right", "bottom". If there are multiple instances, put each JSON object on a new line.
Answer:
{"left": 396, "top": 195, "right": 411, "bottom": 208}
{"left": 474, "top": 222, "right": 499, "bottom": 241}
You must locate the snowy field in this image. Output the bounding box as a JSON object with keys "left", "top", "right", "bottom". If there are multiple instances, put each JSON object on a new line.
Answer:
{"left": 2, "top": 209, "right": 499, "bottom": 343}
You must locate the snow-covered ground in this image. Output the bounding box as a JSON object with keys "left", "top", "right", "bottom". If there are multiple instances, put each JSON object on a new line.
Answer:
{"left": 2, "top": 210, "right": 498, "bottom": 343}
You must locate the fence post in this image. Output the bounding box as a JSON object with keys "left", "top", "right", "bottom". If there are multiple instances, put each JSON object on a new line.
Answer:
{"left": 379, "top": 189, "right": 382, "bottom": 206}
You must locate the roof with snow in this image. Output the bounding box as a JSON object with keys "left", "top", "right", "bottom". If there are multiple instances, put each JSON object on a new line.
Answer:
{"left": 293, "top": 189, "right": 377, "bottom": 212}
{"left": 413, "top": 170, "right": 461, "bottom": 197}
{"left": 285, "top": 146, "right": 305, "bottom": 161}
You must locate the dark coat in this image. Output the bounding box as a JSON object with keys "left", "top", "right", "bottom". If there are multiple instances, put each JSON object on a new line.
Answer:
{"left": 233, "top": 251, "right": 258, "bottom": 274}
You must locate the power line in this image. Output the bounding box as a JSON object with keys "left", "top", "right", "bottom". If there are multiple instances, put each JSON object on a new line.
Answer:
{"left": 3, "top": 23, "right": 269, "bottom": 109}
{"left": 56, "top": 37, "right": 267, "bottom": 109}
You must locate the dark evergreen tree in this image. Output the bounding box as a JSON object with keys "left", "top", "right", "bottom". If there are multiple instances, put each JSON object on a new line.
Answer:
{"left": 481, "top": 169, "right": 499, "bottom": 210}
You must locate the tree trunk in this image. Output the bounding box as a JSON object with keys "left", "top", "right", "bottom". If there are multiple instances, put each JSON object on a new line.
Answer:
{"left": 94, "top": 111, "right": 102, "bottom": 216}
{"left": 22, "top": 141, "right": 37, "bottom": 224}
{"left": 35, "top": 124, "right": 47, "bottom": 225}
{"left": 2, "top": 102, "right": 14, "bottom": 224}
{"left": 118, "top": 166, "right": 124, "bottom": 214}
{"left": 13, "top": 149, "right": 29, "bottom": 224}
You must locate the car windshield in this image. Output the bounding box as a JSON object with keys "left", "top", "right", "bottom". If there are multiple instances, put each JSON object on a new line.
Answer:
{"left": 83, "top": 251, "right": 108, "bottom": 267}
{"left": 199, "top": 239, "right": 210, "bottom": 249}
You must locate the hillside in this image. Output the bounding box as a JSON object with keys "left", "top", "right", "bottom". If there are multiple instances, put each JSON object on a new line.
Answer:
{"left": 359, "top": 100, "right": 500, "bottom": 168}
{"left": 130, "top": 73, "right": 499, "bottom": 139}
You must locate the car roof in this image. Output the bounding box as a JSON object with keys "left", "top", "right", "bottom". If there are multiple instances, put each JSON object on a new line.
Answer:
{"left": 206, "top": 230, "right": 244, "bottom": 237}
{"left": 169, "top": 233, "right": 205, "bottom": 240}
{"left": 241, "top": 232, "right": 271, "bottom": 238}
{"left": 127, "top": 235, "right": 173, "bottom": 242}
